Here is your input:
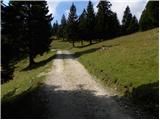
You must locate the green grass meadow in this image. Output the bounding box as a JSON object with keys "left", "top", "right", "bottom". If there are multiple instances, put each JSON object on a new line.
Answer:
{"left": 53, "top": 28, "right": 159, "bottom": 115}
{"left": 1, "top": 50, "right": 56, "bottom": 102}
{"left": 53, "top": 28, "right": 158, "bottom": 92}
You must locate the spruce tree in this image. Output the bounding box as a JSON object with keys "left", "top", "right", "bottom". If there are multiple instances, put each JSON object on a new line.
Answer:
{"left": 66, "top": 3, "right": 78, "bottom": 47}
{"left": 86, "top": 1, "right": 95, "bottom": 45}
{"left": 1, "top": 2, "right": 15, "bottom": 83}
{"left": 95, "top": 1, "right": 112, "bottom": 40}
{"left": 139, "top": 1, "right": 159, "bottom": 31}
{"left": 109, "top": 13, "right": 121, "bottom": 37}
{"left": 128, "top": 15, "right": 139, "bottom": 33}
{"left": 122, "top": 6, "right": 133, "bottom": 34}
{"left": 60, "top": 14, "right": 67, "bottom": 40}
{"left": 7, "top": 1, "right": 53, "bottom": 67}
{"left": 1, "top": 1, "right": 26, "bottom": 83}
{"left": 1, "top": 1, "right": 53, "bottom": 82}
{"left": 52, "top": 20, "right": 59, "bottom": 37}
{"left": 27, "top": 1, "right": 53, "bottom": 66}
{"left": 78, "top": 9, "right": 87, "bottom": 45}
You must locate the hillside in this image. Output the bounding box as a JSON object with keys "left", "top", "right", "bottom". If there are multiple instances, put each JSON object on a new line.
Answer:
{"left": 52, "top": 28, "right": 159, "bottom": 117}
{"left": 1, "top": 28, "right": 158, "bottom": 118}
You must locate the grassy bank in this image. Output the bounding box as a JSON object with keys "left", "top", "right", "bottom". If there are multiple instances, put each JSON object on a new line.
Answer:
{"left": 53, "top": 28, "right": 159, "bottom": 116}
{"left": 53, "top": 29, "right": 158, "bottom": 91}
{"left": 1, "top": 50, "right": 56, "bottom": 103}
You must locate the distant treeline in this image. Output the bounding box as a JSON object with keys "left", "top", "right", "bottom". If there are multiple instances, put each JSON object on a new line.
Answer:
{"left": 52, "top": 1, "right": 159, "bottom": 46}
{"left": 1, "top": 0, "right": 159, "bottom": 83}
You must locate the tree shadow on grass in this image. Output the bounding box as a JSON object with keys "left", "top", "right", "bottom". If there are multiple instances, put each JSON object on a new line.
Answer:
{"left": 73, "top": 43, "right": 120, "bottom": 58}
{"left": 74, "top": 48, "right": 100, "bottom": 58}
{"left": 1, "top": 82, "right": 159, "bottom": 119}
{"left": 22, "top": 54, "right": 56, "bottom": 71}
{"left": 74, "top": 42, "right": 96, "bottom": 48}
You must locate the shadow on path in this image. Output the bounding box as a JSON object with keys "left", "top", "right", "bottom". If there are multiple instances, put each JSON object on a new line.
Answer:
{"left": 1, "top": 84, "right": 126, "bottom": 119}
{"left": 2, "top": 82, "right": 158, "bottom": 119}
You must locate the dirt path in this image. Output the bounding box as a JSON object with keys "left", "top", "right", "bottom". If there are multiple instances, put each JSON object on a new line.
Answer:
{"left": 37, "top": 50, "right": 138, "bottom": 119}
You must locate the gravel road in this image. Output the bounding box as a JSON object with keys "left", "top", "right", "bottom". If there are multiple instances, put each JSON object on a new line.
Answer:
{"left": 39, "top": 50, "right": 134, "bottom": 118}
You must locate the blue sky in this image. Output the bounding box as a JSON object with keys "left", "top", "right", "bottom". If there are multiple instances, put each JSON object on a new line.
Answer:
{"left": 3, "top": 0, "right": 148, "bottom": 25}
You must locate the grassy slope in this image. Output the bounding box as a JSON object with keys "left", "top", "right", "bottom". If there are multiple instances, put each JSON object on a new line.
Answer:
{"left": 53, "top": 28, "right": 159, "bottom": 116}
{"left": 78, "top": 29, "right": 158, "bottom": 93}
{"left": 1, "top": 50, "right": 56, "bottom": 102}
{"left": 53, "top": 28, "right": 158, "bottom": 92}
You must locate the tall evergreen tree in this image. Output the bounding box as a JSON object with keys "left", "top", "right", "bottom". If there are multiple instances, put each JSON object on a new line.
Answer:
{"left": 109, "top": 13, "right": 121, "bottom": 37}
{"left": 78, "top": 9, "right": 87, "bottom": 45}
{"left": 139, "top": 1, "right": 159, "bottom": 31}
{"left": 1, "top": 2, "right": 16, "bottom": 83}
{"left": 52, "top": 20, "right": 59, "bottom": 36}
{"left": 7, "top": 1, "right": 53, "bottom": 67}
{"left": 122, "top": 6, "right": 133, "bottom": 34}
{"left": 128, "top": 15, "right": 139, "bottom": 33}
{"left": 27, "top": 1, "right": 53, "bottom": 66}
{"left": 66, "top": 3, "right": 78, "bottom": 47}
{"left": 1, "top": 1, "right": 27, "bottom": 83}
{"left": 95, "top": 1, "right": 112, "bottom": 40}
{"left": 58, "top": 14, "right": 67, "bottom": 40}
{"left": 86, "top": 1, "right": 95, "bottom": 45}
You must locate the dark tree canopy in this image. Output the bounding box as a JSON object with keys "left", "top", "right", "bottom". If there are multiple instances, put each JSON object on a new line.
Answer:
{"left": 59, "top": 14, "right": 67, "bottom": 40}
{"left": 86, "top": 1, "right": 95, "bottom": 44}
{"left": 139, "top": 1, "right": 159, "bottom": 31}
{"left": 52, "top": 20, "right": 59, "bottom": 36}
{"left": 128, "top": 15, "right": 139, "bottom": 33}
{"left": 2, "top": 1, "right": 53, "bottom": 67}
{"left": 78, "top": 9, "right": 87, "bottom": 44}
{"left": 23, "top": 1, "right": 53, "bottom": 66}
{"left": 61, "top": 14, "right": 67, "bottom": 26}
{"left": 109, "top": 13, "right": 121, "bottom": 37}
{"left": 1, "top": 2, "right": 15, "bottom": 83}
{"left": 95, "top": 1, "right": 120, "bottom": 39}
{"left": 95, "top": 1, "right": 112, "bottom": 39}
{"left": 66, "top": 3, "right": 78, "bottom": 47}
{"left": 122, "top": 6, "right": 133, "bottom": 34}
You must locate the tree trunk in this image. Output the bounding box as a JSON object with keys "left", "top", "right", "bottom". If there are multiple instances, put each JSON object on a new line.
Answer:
{"left": 62, "top": 31, "right": 64, "bottom": 41}
{"left": 81, "top": 40, "right": 83, "bottom": 46}
{"left": 72, "top": 41, "right": 75, "bottom": 47}
{"left": 29, "top": 52, "right": 35, "bottom": 67}
{"left": 90, "top": 39, "right": 92, "bottom": 45}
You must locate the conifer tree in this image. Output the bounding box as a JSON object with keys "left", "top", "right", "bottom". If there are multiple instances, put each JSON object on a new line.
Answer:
{"left": 86, "top": 1, "right": 95, "bottom": 45}
{"left": 139, "top": 1, "right": 159, "bottom": 31}
{"left": 78, "top": 9, "right": 87, "bottom": 45}
{"left": 128, "top": 15, "right": 139, "bottom": 33}
{"left": 122, "top": 6, "right": 133, "bottom": 34}
{"left": 6, "top": 1, "right": 53, "bottom": 66}
{"left": 52, "top": 20, "right": 59, "bottom": 36}
{"left": 1, "top": 2, "right": 16, "bottom": 83}
{"left": 95, "top": 1, "right": 112, "bottom": 40}
{"left": 60, "top": 14, "right": 67, "bottom": 40}
{"left": 66, "top": 3, "right": 78, "bottom": 47}
{"left": 109, "top": 13, "right": 121, "bottom": 37}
